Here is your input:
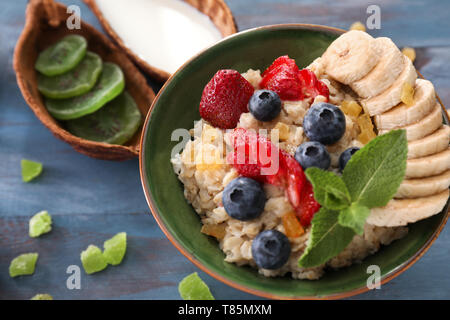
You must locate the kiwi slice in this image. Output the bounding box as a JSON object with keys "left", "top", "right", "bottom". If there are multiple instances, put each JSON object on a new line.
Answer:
{"left": 37, "top": 51, "right": 102, "bottom": 99}
{"left": 35, "top": 35, "right": 87, "bottom": 76}
{"left": 45, "top": 62, "right": 125, "bottom": 120}
{"left": 65, "top": 91, "right": 142, "bottom": 145}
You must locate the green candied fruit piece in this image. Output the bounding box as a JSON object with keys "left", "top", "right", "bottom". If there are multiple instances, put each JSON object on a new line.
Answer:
{"left": 80, "top": 245, "right": 108, "bottom": 274}
{"left": 65, "top": 92, "right": 142, "bottom": 145}
{"left": 45, "top": 62, "right": 125, "bottom": 120}
{"left": 31, "top": 294, "right": 53, "bottom": 300}
{"left": 35, "top": 35, "right": 87, "bottom": 76}
{"left": 29, "top": 210, "right": 52, "bottom": 238}
{"left": 21, "top": 159, "right": 43, "bottom": 182}
{"left": 178, "top": 272, "right": 215, "bottom": 300}
{"left": 9, "top": 253, "right": 39, "bottom": 277}
{"left": 37, "top": 51, "right": 103, "bottom": 99}
{"left": 103, "top": 232, "right": 127, "bottom": 265}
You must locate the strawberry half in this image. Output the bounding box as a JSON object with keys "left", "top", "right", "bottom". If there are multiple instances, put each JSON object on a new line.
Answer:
{"left": 260, "top": 56, "right": 330, "bottom": 102}
{"left": 227, "top": 128, "right": 320, "bottom": 226}
{"left": 260, "top": 56, "right": 303, "bottom": 100}
{"left": 298, "top": 69, "right": 330, "bottom": 102}
{"left": 199, "top": 70, "right": 254, "bottom": 129}
{"left": 296, "top": 180, "right": 321, "bottom": 226}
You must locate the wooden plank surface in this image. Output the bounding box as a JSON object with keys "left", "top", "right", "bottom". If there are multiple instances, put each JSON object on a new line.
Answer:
{"left": 1, "top": 0, "right": 449, "bottom": 299}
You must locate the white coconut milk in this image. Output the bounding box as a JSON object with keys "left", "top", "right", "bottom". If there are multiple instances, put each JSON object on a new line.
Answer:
{"left": 96, "top": 0, "right": 223, "bottom": 74}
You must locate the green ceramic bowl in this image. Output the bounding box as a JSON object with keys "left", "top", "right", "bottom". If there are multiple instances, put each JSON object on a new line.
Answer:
{"left": 139, "top": 24, "right": 449, "bottom": 299}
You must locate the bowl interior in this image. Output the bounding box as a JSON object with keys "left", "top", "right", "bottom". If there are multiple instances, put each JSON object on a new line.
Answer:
{"left": 141, "top": 25, "right": 449, "bottom": 299}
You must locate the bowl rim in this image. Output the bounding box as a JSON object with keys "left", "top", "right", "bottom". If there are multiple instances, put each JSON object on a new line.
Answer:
{"left": 139, "top": 23, "right": 450, "bottom": 300}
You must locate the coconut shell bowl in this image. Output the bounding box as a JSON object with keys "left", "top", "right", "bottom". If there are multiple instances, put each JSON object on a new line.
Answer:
{"left": 14, "top": 0, "right": 155, "bottom": 160}
{"left": 84, "top": 0, "right": 238, "bottom": 82}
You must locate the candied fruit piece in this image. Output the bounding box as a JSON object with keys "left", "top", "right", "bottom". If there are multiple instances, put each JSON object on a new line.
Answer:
{"left": 357, "top": 113, "right": 376, "bottom": 144}
{"left": 31, "top": 294, "right": 53, "bottom": 300}
{"left": 103, "top": 232, "right": 127, "bottom": 266}
{"left": 9, "top": 253, "right": 39, "bottom": 277}
{"left": 401, "top": 82, "right": 415, "bottom": 107}
{"left": 80, "top": 245, "right": 108, "bottom": 274}
{"left": 402, "top": 47, "right": 416, "bottom": 62}
{"left": 201, "top": 223, "right": 226, "bottom": 240}
{"left": 195, "top": 145, "right": 224, "bottom": 171}
{"left": 178, "top": 272, "right": 215, "bottom": 300}
{"left": 272, "top": 122, "right": 290, "bottom": 141}
{"left": 341, "top": 100, "right": 362, "bottom": 118}
{"left": 357, "top": 113, "right": 374, "bottom": 131}
{"left": 21, "top": 159, "right": 43, "bottom": 182}
{"left": 29, "top": 210, "right": 52, "bottom": 238}
{"left": 350, "top": 21, "right": 366, "bottom": 32}
{"left": 282, "top": 211, "right": 305, "bottom": 238}
{"left": 358, "top": 130, "right": 377, "bottom": 144}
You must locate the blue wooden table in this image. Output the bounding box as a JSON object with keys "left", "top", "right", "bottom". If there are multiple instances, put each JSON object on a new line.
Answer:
{"left": 1, "top": 0, "right": 449, "bottom": 300}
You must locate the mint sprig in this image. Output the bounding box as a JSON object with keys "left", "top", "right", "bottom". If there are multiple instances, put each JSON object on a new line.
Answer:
{"left": 298, "top": 130, "right": 407, "bottom": 268}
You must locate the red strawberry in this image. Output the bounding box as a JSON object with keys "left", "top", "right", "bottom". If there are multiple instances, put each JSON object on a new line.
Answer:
{"left": 298, "top": 69, "right": 330, "bottom": 102}
{"left": 264, "top": 68, "right": 304, "bottom": 100}
{"left": 227, "top": 128, "right": 320, "bottom": 226}
{"left": 296, "top": 181, "right": 321, "bottom": 227}
{"left": 199, "top": 70, "right": 254, "bottom": 129}
{"left": 260, "top": 55, "right": 298, "bottom": 87}
{"left": 260, "top": 56, "right": 303, "bottom": 100}
{"left": 260, "top": 56, "right": 330, "bottom": 102}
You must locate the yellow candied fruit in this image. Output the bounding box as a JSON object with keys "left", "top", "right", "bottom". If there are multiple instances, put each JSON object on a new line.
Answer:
{"left": 349, "top": 21, "right": 366, "bottom": 32}
{"left": 201, "top": 223, "right": 226, "bottom": 240}
{"left": 282, "top": 212, "right": 304, "bottom": 238}
{"left": 402, "top": 47, "right": 416, "bottom": 62}
{"left": 358, "top": 130, "right": 377, "bottom": 144}
{"left": 401, "top": 82, "right": 415, "bottom": 107}
{"left": 356, "top": 113, "right": 377, "bottom": 144}
{"left": 341, "top": 100, "right": 362, "bottom": 118}
{"left": 195, "top": 145, "right": 224, "bottom": 171}
{"left": 357, "top": 113, "right": 374, "bottom": 131}
{"left": 272, "top": 122, "right": 290, "bottom": 141}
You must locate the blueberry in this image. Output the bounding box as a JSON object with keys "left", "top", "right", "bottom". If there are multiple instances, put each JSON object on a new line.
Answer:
{"left": 251, "top": 230, "right": 291, "bottom": 270}
{"left": 294, "top": 141, "right": 331, "bottom": 170}
{"left": 339, "top": 147, "right": 360, "bottom": 171}
{"left": 303, "top": 102, "right": 346, "bottom": 145}
{"left": 249, "top": 90, "right": 281, "bottom": 121}
{"left": 222, "top": 177, "right": 266, "bottom": 221}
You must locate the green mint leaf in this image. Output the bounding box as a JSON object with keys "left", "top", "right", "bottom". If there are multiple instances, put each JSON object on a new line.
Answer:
{"left": 342, "top": 130, "right": 407, "bottom": 208}
{"left": 338, "top": 202, "right": 371, "bottom": 235}
{"left": 298, "top": 208, "right": 355, "bottom": 268}
{"left": 305, "top": 167, "right": 351, "bottom": 210}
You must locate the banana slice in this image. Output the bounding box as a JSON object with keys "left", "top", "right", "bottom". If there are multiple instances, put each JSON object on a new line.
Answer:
{"left": 361, "top": 57, "right": 417, "bottom": 116}
{"left": 406, "top": 147, "right": 450, "bottom": 178}
{"left": 408, "top": 125, "right": 450, "bottom": 159}
{"left": 350, "top": 38, "right": 404, "bottom": 99}
{"left": 374, "top": 79, "right": 436, "bottom": 130}
{"left": 322, "top": 31, "right": 382, "bottom": 84}
{"left": 367, "top": 189, "right": 449, "bottom": 227}
{"left": 378, "top": 103, "right": 443, "bottom": 141}
{"left": 395, "top": 170, "right": 450, "bottom": 198}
